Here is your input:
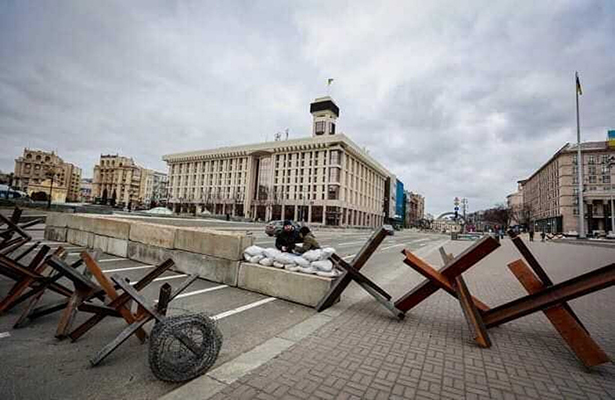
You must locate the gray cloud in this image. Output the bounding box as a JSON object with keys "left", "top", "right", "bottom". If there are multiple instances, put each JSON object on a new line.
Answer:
{"left": 1, "top": 0, "right": 614, "bottom": 215}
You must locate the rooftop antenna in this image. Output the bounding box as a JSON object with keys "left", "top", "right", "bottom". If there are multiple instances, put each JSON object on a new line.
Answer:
{"left": 274, "top": 132, "right": 282, "bottom": 141}
{"left": 285, "top": 128, "right": 289, "bottom": 140}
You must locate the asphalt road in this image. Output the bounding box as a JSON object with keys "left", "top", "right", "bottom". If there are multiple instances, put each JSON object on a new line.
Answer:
{"left": 0, "top": 222, "right": 448, "bottom": 400}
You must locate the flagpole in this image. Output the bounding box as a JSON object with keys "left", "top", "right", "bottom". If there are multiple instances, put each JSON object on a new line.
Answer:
{"left": 576, "top": 71, "right": 585, "bottom": 239}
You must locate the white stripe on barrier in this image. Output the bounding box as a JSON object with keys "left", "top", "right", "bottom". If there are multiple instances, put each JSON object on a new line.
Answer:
{"left": 0, "top": 332, "right": 11, "bottom": 339}
{"left": 102, "top": 265, "right": 155, "bottom": 273}
{"left": 213, "top": 297, "right": 276, "bottom": 320}
{"left": 97, "top": 258, "right": 128, "bottom": 263}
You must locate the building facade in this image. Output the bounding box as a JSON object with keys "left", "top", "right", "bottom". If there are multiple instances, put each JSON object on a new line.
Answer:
{"left": 14, "top": 149, "right": 82, "bottom": 202}
{"left": 520, "top": 140, "right": 615, "bottom": 235}
{"left": 140, "top": 170, "right": 169, "bottom": 207}
{"left": 80, "top": 178, "right": 93, "bottom": 203}
{"left": 405, "top": 191, "right": 425, "bottom": 227}
{"left": 506, "top": 183, "right": 524, "bottom": 227}
{"left": 92, "top": 155, "right": 144, "bottom": 207}
{"left": 163, "top": 97, "right": 393, "bottom": 227}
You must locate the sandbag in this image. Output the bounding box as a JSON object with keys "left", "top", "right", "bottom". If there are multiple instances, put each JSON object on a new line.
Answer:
{"left": 273, "top": 261, "right": 285, "bottom": 269}
{"left": 311, "top": 259, "right": 333, "bottom": 272}
{"left": 297, "top": 265, "right": 317, "bottom": 274}
{"left": 291, "top": 256, "right": 310, "bottom": 268}
{"left": 319, "top": 248, "right": 335, "bottom": 261}
{"left": 274, "top": 253, "right": 296, "bottom": 265}
{"left": 263, "top": 248, "right": 282, "bottom": 259}
{"left": 259, "top": 257, "right": 274, "bottom": 266}
{"left": 249, "top": 254, "right": 265, "bottom": 264}
{"left": 284, "top": 264, "right": 300, "bottom": 272}
{"left": 316, "top": 269, "right": 341, "bottom": 278}
{"left": 244, "top": 245, "right": 265, "bottom": 257}
{"left": 302, "top": 249, "right": 322, "bottom": 262}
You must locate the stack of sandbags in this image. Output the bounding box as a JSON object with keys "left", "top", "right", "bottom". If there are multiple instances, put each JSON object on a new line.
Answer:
{"left": 242, "top": 245, "right": 341, "bottom": 277}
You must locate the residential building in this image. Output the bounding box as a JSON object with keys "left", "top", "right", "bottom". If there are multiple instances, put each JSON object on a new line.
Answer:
{"left": 80, "top": 178, "right": 93, "bottom": 203}
{"left": 162, "top": 96, "right": 394, "bottom": 227}
{"left": 405, "top": 191, "right": 425, "bottom": 227}
{"left": 92, "top": 155, "right": 144, "bottom": 207}
{"left": 13, "top": 149, "right": 82, "bottom": 202}
{"left": 519, "top": 139, "right": 615, "bottom": 235}
{"left": 506, "top": 183, "right": 524, "bottom": 227}
{"left": 140, "top": 170, "right": 169, "bottom": 207}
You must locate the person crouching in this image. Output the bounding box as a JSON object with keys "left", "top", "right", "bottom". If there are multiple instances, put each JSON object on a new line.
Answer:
{"left": 295, "top": 226, "right": 320, "bottom": 254}
{"left": 275, "top": 220, "right": 298, "bottom": 253}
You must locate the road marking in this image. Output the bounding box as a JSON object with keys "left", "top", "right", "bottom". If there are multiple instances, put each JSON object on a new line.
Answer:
{"left": 0, "top": 332, "right": 10, "bottom": 339}
{"left": 130, "top": 274, "right": 188, "bottom": 285}
{"left": 342, "top": 254, "right": 356, "bottom": 260}
{"left": 174, "top": 285, "right": 229, "bottom": 299}
{"left": 379, "top": 243, "right": 405, "bottom": 251}
{"left": 98, "top": 258, "right": 128, "bottom": 263}
{"left": 213, "top": 297, "right": 276, "bottom": 320}
{"left": 338, "top": 241, "right": 366, "bottom": 246}
{"left": 102, "top": 265, "right": 155, "bottom": 273}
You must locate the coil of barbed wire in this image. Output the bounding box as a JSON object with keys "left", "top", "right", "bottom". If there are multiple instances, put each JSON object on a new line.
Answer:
{"left": 148, "top": 313, "right": 223, "bottom": 382}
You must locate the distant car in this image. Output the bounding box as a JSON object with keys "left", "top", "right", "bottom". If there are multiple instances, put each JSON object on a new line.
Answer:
{"left": 145, "top": 207, "right": 173, "bottom": 215}
{"left": 383, "top": 224, "right": 395, "bottom": 235}
{"left": 265, "top": 220, "right": 300, "bottom": 237}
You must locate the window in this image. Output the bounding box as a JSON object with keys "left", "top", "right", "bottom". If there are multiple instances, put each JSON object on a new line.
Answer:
{"left": 588, "top": 155, "right": 596, "bottom": 164}
{"left": 330, "top": 123, "right": 336, "bottom": 134}
{"left": 603, "top": 175, "right": 611, "bottom": 184}
{"left": 589, "top": 175, "right": 597, "bottom": 183}
{"left": 315, "top": 121, "right": 326, "bottom": 135}
{"left": 589, "top": 166, "right": 596, "bottom": 175}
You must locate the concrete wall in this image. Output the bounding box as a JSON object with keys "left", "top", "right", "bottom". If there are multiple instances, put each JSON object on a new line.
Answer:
{"left": 45, "top": 213, "right": 335, "bottom": 308}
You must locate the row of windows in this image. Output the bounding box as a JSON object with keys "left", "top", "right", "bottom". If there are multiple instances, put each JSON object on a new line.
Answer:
{"left": 573, "top": 154, "right": 613, "bottom": 165}
{"left": 171, "top": 158, "right": 248, "bottom": 175}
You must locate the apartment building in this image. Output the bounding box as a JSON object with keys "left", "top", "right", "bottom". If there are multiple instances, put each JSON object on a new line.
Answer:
{"left": 140, "top": 169, "right": 169, "bottom": 206}
{"left": 92, "top": 155, "right": 144, "bottom": 207}
{"left": 13, "top": 149, "right": 82, "bottom": 202}
{"left": 163, "top": 97, "right": 394, "bottom": 227}
{"left": 405, "top": 191, "right": 425, "bottom": 227}
{"left": 520, "top": 140, "right": 615, "bottom": 235}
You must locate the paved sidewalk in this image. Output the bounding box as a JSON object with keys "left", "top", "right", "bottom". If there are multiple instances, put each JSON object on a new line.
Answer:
{"left": 206, "top": 239, "right": 615, "bottom": 400}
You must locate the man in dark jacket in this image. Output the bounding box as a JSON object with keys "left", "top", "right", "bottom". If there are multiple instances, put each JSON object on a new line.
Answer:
{"left": 275, "top": 220, "right": 299, "bottom": 252}
{"left": 295, "top": 226, "right": 321, "bottom": 254}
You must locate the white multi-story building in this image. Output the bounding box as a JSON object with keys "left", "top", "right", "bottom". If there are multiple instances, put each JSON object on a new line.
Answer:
{"left": 163, "top": 97, "right": 395, "bottom": 227}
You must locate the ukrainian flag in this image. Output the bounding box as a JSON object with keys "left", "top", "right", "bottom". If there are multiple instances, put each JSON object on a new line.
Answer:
{"left": 576, "top": 72, "right": 582, "bottom": 95}
{"left": 608, "top": 130, "right": 615, "bottom": 148}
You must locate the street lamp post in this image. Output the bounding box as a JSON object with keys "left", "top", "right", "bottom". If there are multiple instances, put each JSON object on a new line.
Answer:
{"left": 608, "top": 156, "right": 615, "bottom": 237}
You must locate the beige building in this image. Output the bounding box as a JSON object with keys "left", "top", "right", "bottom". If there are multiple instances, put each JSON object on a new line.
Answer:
{"left": 163, "top": 97, "right": 393, "bottom": 227}
{"left": 14, "top": 149, "right": 82, "bottom": 202}
{"left": 92, "top": 154, "right": 169, "bottom": 208}
{"left": 405, "top": 191, "right": 425, "bottom": 227}
{"left": 520, "top": 140, "right": 615, "bottom": 235}
{"left": 506, "top": 183, "right": 524, "bottom": 226}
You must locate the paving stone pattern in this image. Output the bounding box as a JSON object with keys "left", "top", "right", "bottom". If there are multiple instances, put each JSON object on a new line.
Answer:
{"left": 210, "top": 239, "right": 615, "bottom": 399}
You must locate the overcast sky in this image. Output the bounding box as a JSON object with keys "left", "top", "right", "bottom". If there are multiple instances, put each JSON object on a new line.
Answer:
{"left": 1, "top": 1, "right": 614, "bottom": 215}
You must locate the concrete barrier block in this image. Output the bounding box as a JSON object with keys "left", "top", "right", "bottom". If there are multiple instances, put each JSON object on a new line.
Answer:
{"left": 171, "top": 250, "right": 239, "bottom": 286}
{"left": 45, "top": 213, "right": 70, "bottom": 228}
{"left": 87, "top": 217, "right": 131, "bottom": 240}
{"left": 92, "top": 234, "right": 109, "bottom": 252}
{"left": 67, "top": 229, "right": 94, "bottom": 248}
{"left": 174, "top": 228, "right": 251, "bottom": 261}
{"left": 127, "top": 241, "right": 173, "bottom": 265}
{"left": 44, "top": 226, "right": 67, "bottom": 242}
{"left": 237, "top": 263, "right": 335, "bottom": 308}
{"left": 106, "top": 237, "right": 128, "bottom": 257}
{"left": 129, "top": 222, "right": 177, "bottom": 249}
{"left": 66, "top": 215, "right": 92, "bottom": 232}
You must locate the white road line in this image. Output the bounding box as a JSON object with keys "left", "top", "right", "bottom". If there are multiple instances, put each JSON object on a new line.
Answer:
{"left": 337, "top": 241, "right": 366, "bottom": 246}
{"left": 174, "top": 285, "right": 229, "bottom": 299}
{"left": 342, "top": 254, "right": 356, "bottom": 260}
{"left": 102, "top": 265, "right": 154, "bottom": 273}
{"left": 98, "top": 258, "right": 128, "bottom": 263}
{"left": 130, "top": 274, "right": 188, "bottom": 285}
{"left": 0, "top": 332, "right": 10, "bottom": 339}
{"left": 379, "top": 243, "right": 406, "bottom": 251}
{"left": 213, "top": 297, "right": 276, "bottom": 320}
